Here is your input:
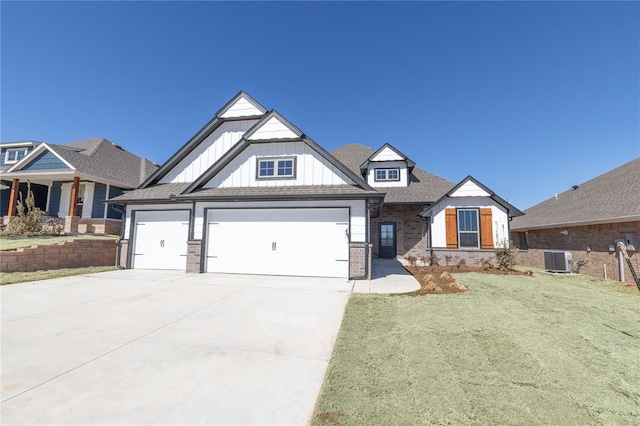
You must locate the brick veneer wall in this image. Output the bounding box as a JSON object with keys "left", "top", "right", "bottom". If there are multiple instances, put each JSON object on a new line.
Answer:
{"left": 78, "top": 219, "right": 121, "bottom": 235}
{"left": 186, "top": 240, "right": 202, "bottom": 273}
{"left": 349, "top": 242, "right": 371, "bottom": 279}
{"left": 1, "top": 239, "right": 117, "bottom": 273}
{"left": 511, "top": 221, "right": 640, "bottom": 282}
{"left": 371, "top": 205, "right": 427, "bottom": 258}
{"left": 118, "top": 239, "right": 129, "bottom": 268}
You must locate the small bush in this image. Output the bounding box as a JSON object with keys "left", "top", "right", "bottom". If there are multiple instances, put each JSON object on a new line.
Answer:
{"left": 495, "top": 239, "right": 518, "bottom": 272}
{"left": 405, "top": 255, "right": 417, "bottom": 267}
{"left": 456, "top": 258, "right": 466, "bottom": 269}
{"left": 428, "top": 253, "right": 440, "bottom": 266}
{"left": 3, "top": 182, "right": 62, "bottom": 236}
{"left": 480, "top": 258, "right": 494, "bottom": 270}
{"left": 444, "top": 255, "right": 453, "bottom": 266}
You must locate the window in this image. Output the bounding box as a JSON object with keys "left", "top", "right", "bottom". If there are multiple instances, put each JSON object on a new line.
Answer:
{"left": 257, "top": 157, "right": 295, "bottom": 179}
{"left": 4, "top": 148, "right": 28, "bottom": 164}
{"left": 374, "top": 168, "right": 400, "bottom": 181}
{"left": 457, "top": 209, "right": 479, "bottom": 248}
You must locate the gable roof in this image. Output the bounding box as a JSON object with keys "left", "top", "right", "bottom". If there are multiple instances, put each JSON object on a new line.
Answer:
{"left": 4, "top": 138, "right": 157, "bottom": 188}
{"left": 183, "top": 111, "right": 376, "bottom": 194}
{"left": 138, "top": 91, "right": 268, "bottom": 188}
{"left": 420, "top": 175, "right": 524, "bottom": 218}
{"left": 511, "top": 157, "right": 640, "bottom": 230}
{"left": 359, "top": 142, "right": 416, "bottom": 174}
{"left": 332, "top": 143, "right": 454, "bottom": 204}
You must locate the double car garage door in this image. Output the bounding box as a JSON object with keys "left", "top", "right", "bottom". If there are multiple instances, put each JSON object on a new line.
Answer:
{"left": 132, "top": 208, "right": 349, "bottom": 278}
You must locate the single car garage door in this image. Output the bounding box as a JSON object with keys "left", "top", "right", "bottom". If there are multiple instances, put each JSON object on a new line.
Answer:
{"left": 205, "top": 208, "right": 349, "bottom": 278}
{"left": 132, "top": 210, "right": 190, "bottom": 270}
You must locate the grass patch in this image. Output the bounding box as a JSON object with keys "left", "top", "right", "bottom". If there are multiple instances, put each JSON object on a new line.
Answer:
{"left": 0, "top": 234, "right": 117, "bottom": 251}
{"left": 313, "top": 272, "right": 640, "bottom": 425}
{"left": 0, "top": 266, "right": 117, "bottom": 285}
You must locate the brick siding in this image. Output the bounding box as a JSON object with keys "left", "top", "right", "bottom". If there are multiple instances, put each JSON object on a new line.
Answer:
{"left": 511, "top": 221, "right": 640, "bottom": 282}
{"left": 371, "top": 205, "right": 427, "bottom": 258}
{"left": 1, "top": 239, "right": 117, "bottom": 273}
{"left": 186, "top": 240, "right": 202, "bottom": 273}
{"left": 349, "top": 242, "right": 371, "bottom": 279}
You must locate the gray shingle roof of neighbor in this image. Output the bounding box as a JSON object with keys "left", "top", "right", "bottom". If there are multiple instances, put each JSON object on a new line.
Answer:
{"left": 511, "top": 157, "right": 640, "bottom": 230}
{"left": 107, "top": 183, "right": 381, "bottom": 203}
{"left": 41, "top": 138, "right": 157, "bottom": 188}
{"left": 106, "top": 183, "right": 192, "bottom": 202}
{"left": 331, "top": 143, "right": 455, "bottom": 204}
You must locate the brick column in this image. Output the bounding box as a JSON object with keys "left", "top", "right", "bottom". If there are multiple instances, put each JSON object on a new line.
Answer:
{"left": 186, "top": 240, "right": 203, "bottom": 273}
{"left": 349, "top": 242, "right": 369, "bottom": 279}
{"left": 64, "top": 216, "right": 80, "bottom": 233}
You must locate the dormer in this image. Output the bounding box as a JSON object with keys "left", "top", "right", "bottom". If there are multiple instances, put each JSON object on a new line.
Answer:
{"left": 359, "top": 143, "right": 415, "bottom": 187}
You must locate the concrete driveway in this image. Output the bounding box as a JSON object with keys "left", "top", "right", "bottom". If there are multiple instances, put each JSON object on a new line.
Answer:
{"left": 1, "top": 270, "right": 352, "bottom": 425}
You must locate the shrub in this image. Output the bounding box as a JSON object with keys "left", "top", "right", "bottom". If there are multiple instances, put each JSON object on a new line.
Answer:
{"left": 444, "top": 254, "right": 453, "bottom": 266}
{"left": 480, "top": 258, "right": 494, "bottom": 270}
{"left": 495, "top": 239, "right": 518, "bottom": 272}
{"left": 428, "top": 253, "right": 440, "bottom": 266}
{"left": 456, "top": 258, "right": 467, "bottom": 269}
{"left": 3, "top": 182, "right": 62, "bottom": 236}
{"left": 405, "top": 255, "right": 417, "bottom": 267}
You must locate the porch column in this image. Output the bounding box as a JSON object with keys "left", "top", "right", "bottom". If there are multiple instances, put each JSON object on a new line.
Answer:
{"left": 7, "top": 179, "right": 20, "bottom": 217}
{"left": 69, "top": 176, "right": 80, "bottom": 217}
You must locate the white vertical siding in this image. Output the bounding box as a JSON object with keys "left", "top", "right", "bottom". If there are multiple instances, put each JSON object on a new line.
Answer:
{"left": 371, "top": 146, "right": 403, "bottom": 162}
{"left": 219, "top": 96, "right": 264, "bottom": 118}
{"left": 247, "top": 116, "right": 298, "bottom": 140}
{"left": 204, "top": 142, "right": 354, "bottom": 188}
{"left": 159, "top": 120, "right": 258, "bottom": 184}
{"left": 193, "top": 199, "right": 367, "bottom": 242}
{"left": 450, "top": 180, "right": 490, "bottom": 197}
{"left": 366, "top": 161, "right": 408, "bottom": 187}
{"left": 429, "top": 197, "right": 509, "bottom": 248}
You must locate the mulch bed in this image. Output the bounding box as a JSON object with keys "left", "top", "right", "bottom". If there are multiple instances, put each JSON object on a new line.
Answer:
{"left": 405, "top": 265, "right": 532, "bottom": 295}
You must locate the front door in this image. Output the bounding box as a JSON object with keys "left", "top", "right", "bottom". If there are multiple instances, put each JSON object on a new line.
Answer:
{"left": 379, "top": 222, "right": 396, "bottom": 258}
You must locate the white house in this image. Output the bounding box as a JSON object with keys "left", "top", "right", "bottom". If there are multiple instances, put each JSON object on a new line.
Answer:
{"left": 108, "top": 91, "right": 522, "bottom": 278}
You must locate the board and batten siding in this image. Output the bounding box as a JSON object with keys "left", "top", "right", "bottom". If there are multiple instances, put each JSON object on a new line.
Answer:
{"left": 204, "top": 142, "right": 355, "bottom": 188}
{"left": 159, "top": 119, "right": 258, "bottom": 184}
{"left": 450, "top": 180, "right": 490, "bottom": 197}
{"left": 193, "top": 199, "right": 367, "bottom": 243}
{"left": 366, "top": 161, "right": 408, "bottom": 188}
{"left": 92, "top": 183, "right": 107, "bottom": 218}
{"left": 370, "top": 146, "right": 403, "bottom": 162}
{"left": 430, "top": 197, "right": 509, "bottom": 248}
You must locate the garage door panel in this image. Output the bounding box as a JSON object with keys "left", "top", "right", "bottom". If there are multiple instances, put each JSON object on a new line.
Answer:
{"left": 133, "top": 211, "right": 190, "bottom": 270}
{"left": 206, "top": 208, "right": 349, "bottom": 278}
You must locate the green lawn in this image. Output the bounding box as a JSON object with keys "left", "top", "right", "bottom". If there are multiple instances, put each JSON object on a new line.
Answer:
{"left": 0, "top": 266, "right": 117, "bottom": 285}
{"left": 0, "top": 234, "right": 117, "bottom": 251}
{"left": 313, "top": 273, "right": 640, "bottom": 425}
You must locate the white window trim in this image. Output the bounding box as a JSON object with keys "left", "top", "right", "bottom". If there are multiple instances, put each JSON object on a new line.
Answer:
{"left": 374, "top": 168, "right": 400, "bottom": 182}
{"left": 4, "top": 148, "right": 28, "bottom": 164}
{"left": 256, "top": 157, "right": 296, "bottom": 180}
{"left": 457, "top": 208, "right": 480, "bottom": 248}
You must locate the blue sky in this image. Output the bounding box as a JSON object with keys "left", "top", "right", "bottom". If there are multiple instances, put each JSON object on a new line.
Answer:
{"left": 2, "top": 1, "right": 638, "bottom": 209}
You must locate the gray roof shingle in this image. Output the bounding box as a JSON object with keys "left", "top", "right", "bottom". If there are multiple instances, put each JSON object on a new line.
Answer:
{"left": 331, "top": 144, "right": 454, "bottom": 204}
{"left": 43, "top": 138, "right": 157, "bottom": 188}
{"left": 511, "top": 157, "right": 640, "bottom": 230}
{"left": 108, "top": 184, "right": 380, "bottom": 203}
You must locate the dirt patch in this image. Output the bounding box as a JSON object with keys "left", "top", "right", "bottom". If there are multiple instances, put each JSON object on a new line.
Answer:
{"left": 315, "top": 411, "right": 344, "bottom": 425}
{"left": 406, "top": 265, "right": 532, "bottom": 295}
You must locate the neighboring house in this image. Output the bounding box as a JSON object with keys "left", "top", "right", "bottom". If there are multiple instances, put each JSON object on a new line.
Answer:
{"left": 108, "top": 91, "right": 522, "bottom": 278}
{"left": 1, "top": 138, "right": 157, "bottom": 235}
{"left": 511, "top": 157, "right": 640, "bottom": 282}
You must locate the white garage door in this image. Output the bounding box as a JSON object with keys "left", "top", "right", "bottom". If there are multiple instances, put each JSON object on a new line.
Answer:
{"left": 206, "top": 208, "right": 349, "bottom": 278}
{"left": 132, "top": 210, "right": 190, "bottom": 270}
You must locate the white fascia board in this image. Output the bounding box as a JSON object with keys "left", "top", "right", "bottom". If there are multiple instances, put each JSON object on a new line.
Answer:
{"left": 5, "top": 143, "right": 76, "bottom": 172}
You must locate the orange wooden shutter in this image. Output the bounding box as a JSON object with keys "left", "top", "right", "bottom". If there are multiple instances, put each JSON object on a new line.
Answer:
{"left": 480, "top": 208, "right": 494, "bottom": 249}
{"left": 445, "top": 208, "right": 458, "bottom": 248}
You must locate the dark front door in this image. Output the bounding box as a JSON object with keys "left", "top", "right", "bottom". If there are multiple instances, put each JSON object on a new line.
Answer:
{"left": 379, "top": 222, "right": 396, "bottom": 258}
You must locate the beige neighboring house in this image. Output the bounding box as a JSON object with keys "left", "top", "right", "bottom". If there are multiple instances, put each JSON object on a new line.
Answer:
{"left": 511, "top": 157, "right": 640, "bottom": 282}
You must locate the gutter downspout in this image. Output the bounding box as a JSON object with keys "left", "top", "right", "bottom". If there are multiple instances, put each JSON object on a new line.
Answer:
{"left": 111, "top": 204, "right": 126, "bottom": 269}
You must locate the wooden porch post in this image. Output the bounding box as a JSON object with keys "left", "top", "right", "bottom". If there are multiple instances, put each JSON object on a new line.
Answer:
{"left": 7, "top": 179, "right": 20, "bottom": 217}
{"left": 69, "top": 176, "right": 80, "bottom": 217}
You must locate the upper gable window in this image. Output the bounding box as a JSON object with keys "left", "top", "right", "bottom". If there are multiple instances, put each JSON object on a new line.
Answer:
{"left": 257, "top": 157, "right": 296, "bottom": 179}
{"left": 4, "top": 148, "right": 28, "bottom": 164}
{"left": 374, "top": 168, "right": 400, "bottom": 182}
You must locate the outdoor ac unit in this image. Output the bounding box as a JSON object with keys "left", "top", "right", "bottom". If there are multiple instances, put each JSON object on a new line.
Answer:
{"left": 544, "top": 251, "right": 572, "bottom": 273}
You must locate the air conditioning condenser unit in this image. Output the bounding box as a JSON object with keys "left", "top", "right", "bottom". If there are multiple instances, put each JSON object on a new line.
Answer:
{"left": 544, "top": 251, "right": 572, "bottom": 273}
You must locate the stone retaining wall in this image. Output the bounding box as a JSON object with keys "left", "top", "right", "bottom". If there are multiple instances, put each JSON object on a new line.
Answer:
{"left": 1, "top": 239, "right": 117, "bottom": 273}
